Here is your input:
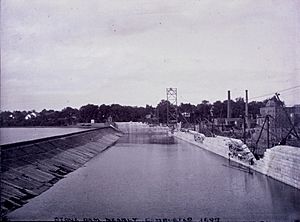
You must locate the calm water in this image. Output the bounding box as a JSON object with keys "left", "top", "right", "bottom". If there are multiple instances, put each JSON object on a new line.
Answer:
{"left": 0, "top": 127, "right": 89, "bottom": 145}
{"left": 7, "top": 133, "right": 300, "bottom": 221}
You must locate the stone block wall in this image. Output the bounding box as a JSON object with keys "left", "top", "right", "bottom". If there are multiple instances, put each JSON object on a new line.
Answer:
{"left": 174, "top": 130, "right": 300, "bottom": 190}
{"left": 254, "top": 145, "right": 300, "bottom": 189}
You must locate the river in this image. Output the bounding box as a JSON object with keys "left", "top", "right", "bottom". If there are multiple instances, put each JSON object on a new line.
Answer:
{"left": 7, "top": 133, "right": 300, "bottom": 221}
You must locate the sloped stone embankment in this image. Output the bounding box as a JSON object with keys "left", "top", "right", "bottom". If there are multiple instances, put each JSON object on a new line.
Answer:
{"left": 1, "top": 127, "right": 123, "bottom": 216}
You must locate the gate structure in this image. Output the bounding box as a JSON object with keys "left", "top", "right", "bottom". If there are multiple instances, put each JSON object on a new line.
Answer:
{"left": 166, "top": 88, "right": 178, "bottom": 127}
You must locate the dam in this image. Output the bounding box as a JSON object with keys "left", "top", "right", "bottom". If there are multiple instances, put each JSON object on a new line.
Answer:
{"left": 1, "top": 126, "right": 123, "bottom": 217}
{"left": 1, "top": 123, "right": 300, "bottom": 221}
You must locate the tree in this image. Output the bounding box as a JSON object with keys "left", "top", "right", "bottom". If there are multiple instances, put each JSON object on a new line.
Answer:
{"left": 0, "top": 111, "right": 13, "bottom": 127}
{"left": 231, "top": 97, "right": 245, "bottom": 118}
{"left": 60, "top": 107, "right": 79, "bottom": 125}
{"left": 79, "top": 104, "right": 99, "bottom": 123}
{"left": 98, "top": 104, "right": 110, "bottom": 122}
{"left": 156, "top": 100, "right": 170, "bottom": 124}
{"left": 0, "top": 97, "right": 281, "bottom": 127}
{"left": 212, "top": 100, "right": 226, "bottom": 118}
{"left": 196, "top": 100, "right": 212, "bottom": 120}
{"left": 179, "top": 103, "right": 196, "bottom": 113}
{"left": 248, "top": 101, "right": 265, "bottom": 119}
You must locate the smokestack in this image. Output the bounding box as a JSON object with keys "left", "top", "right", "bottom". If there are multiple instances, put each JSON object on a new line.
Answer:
{"left": 227, "top": 90, "right": 231, "bottom": 119}
{"left": 245, "top": 90, "right": 249, "bottom": 129}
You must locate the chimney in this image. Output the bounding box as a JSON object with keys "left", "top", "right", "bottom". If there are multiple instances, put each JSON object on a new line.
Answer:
{"left": 227, "top": 90, "right": 231, "bottom": 119}
{"left": 245, "top": 90, "right": 249, "bottom": 129}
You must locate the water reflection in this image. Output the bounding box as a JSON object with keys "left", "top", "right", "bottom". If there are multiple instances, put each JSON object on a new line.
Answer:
{"left": 119, "top": 133, "right": 176, "bottom": 145}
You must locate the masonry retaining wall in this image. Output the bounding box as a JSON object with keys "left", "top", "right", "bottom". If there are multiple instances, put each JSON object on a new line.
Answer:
{"left": 254, "top": 145, "right": 300, "bottom": 189}
{"left": 174, "top": 130, "right": 300, "bottom": 190}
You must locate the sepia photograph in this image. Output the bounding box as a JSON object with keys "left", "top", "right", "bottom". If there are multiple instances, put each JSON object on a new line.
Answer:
{"left": 1, "top": 0, "right": 300, "bottom": 221}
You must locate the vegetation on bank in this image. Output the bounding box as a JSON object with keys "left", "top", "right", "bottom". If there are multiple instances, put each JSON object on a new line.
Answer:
{"left": 0, "top": 98, "right": 270, "bottom": 127}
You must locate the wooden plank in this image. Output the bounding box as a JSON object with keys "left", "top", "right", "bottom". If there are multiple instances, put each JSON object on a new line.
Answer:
{"left": 10, "top": 196, "right": 28, "bottom": 205}
{"left": 58, "top": 150, "right": 88, "bottom": 163}
{"left": 63, "top": 151, "right": 90, "bottom": 163}
{"left": 52, "top": 154, "right": 82, "bottom": 168}
{"left": 49, "top": 140, "right": 71, "bottom": 150}
{"left": 56, "top": 152, "right": 86, "bottom": 165}
{"left": 18, "top": 166, "right": 56, "bottom": 182}
{"left": 59, "top": 139, "right": 78, "bottom": 148}
{"left": 1, "top": 180, "right": 38, "bottom": 196}
{"left": 73, "top": 148, "right": 95, "bottom": 158}
{"left": 1, "top": 183, "right": 27, "bottom": 198}
{"left": 33, "top": 184, "right": 52, "bottom": 194}
{"left": 34, "top": 163, "right": 64, "bottom": 178}
{"left": 77, "top": 144, "right": 100, "bottom": 154}
{"left": 1, "top": 191, "right": 11, "bottom": 202}
{"left": 44, "top": 159, "right": 77, "bottom": 173}
{"left": 48, "top": 158, "right": 79, "bottom": 171}
{"left": 78, "top": 144, "right": 99, "bottom": 153}
{"left": 1, "top": 171, "right": 19, "bottom": 181}
{"left": 24, "top": 165, "right": 57, "bottom": 180}
{"left": 67, "top": 148, "right": 94, "bottom": 159}
{"left": 9, "top": 170, "right": 44, "bottom": 190}
{"left": 35, "top": 162, "right": 59, "bottom": 172}
{"left": 16, "top": 168, "right": 50, "bottom": 183}
{"left": 1, "top": 196, "right": 22, "bottom": 208}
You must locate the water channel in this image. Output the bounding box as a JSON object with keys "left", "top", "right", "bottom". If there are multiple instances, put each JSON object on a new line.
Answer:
{"left": 7, "top": 133, "right": 300, "bottom": 221}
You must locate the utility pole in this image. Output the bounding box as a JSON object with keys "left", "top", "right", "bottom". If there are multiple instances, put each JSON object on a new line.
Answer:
{"left": 243, "top": 114, "right": 246, "bottom": 144}
{"left": 245, "top": 90, "right": 249, "bottom": 130}
{"left": 267, "top": 115, "right": 270, "bottom": 148}
{"left": 156, "top": 107, "right": 160, "bottom": 125}
{"left": 211, "top": 119, "right": 214, "bottom": 136}
{"left": 193, "top": 112, "right": 196, "bottom": 131}
{"left": 210, "top": 106, "right": 214, "bottom": 136}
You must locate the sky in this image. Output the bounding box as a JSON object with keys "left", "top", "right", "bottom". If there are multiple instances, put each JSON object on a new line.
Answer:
{"left": 1, "top": 0, "right": 300, "bottom": 111}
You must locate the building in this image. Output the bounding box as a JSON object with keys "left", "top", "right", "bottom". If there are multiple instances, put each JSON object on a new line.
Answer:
{"left": 256, "top": 99, "right": 300, "bottom": 146}
{"left": 285, "top": 105, "right": 300, "bottom": 128}
{"left": 258, "top": 100, "right": 300, "bottom": 128}
{"left": 213, "top": 117, "right": 244, "bottom": 129}
{"left": 256, "top": 100, "right": 278, "bottom": 127}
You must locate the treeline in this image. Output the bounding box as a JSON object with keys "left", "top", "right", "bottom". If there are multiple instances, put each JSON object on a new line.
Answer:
{"left": 0, "top": 98, "right": 269, "bottom": 127}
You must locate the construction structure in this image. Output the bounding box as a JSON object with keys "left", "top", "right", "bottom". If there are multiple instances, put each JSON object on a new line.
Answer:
{"left": 166, "top": 88, "right": 178, "bottom": 127}
{"left": 252, "top": 93, "right": 300, "bottom": 156}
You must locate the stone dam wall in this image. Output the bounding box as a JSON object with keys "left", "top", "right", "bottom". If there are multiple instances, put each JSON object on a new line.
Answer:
{"left": 116, "top": 122, "right": 169, "bottom": 134}
{"left": 1, "top": 127, "right": 123, "bottom": 216}
{"left": 174, "top": 130, "right": 300, "bottom": 190}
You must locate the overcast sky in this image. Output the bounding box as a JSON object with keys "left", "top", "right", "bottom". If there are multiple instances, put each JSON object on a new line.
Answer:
{"left": 1, "top": 0, "right": 300, "bottom": 111}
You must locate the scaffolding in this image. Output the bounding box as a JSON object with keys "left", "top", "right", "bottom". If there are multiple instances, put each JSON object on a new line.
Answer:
{"left": 166, "top": 88, "right": 178, "bottom": 127}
